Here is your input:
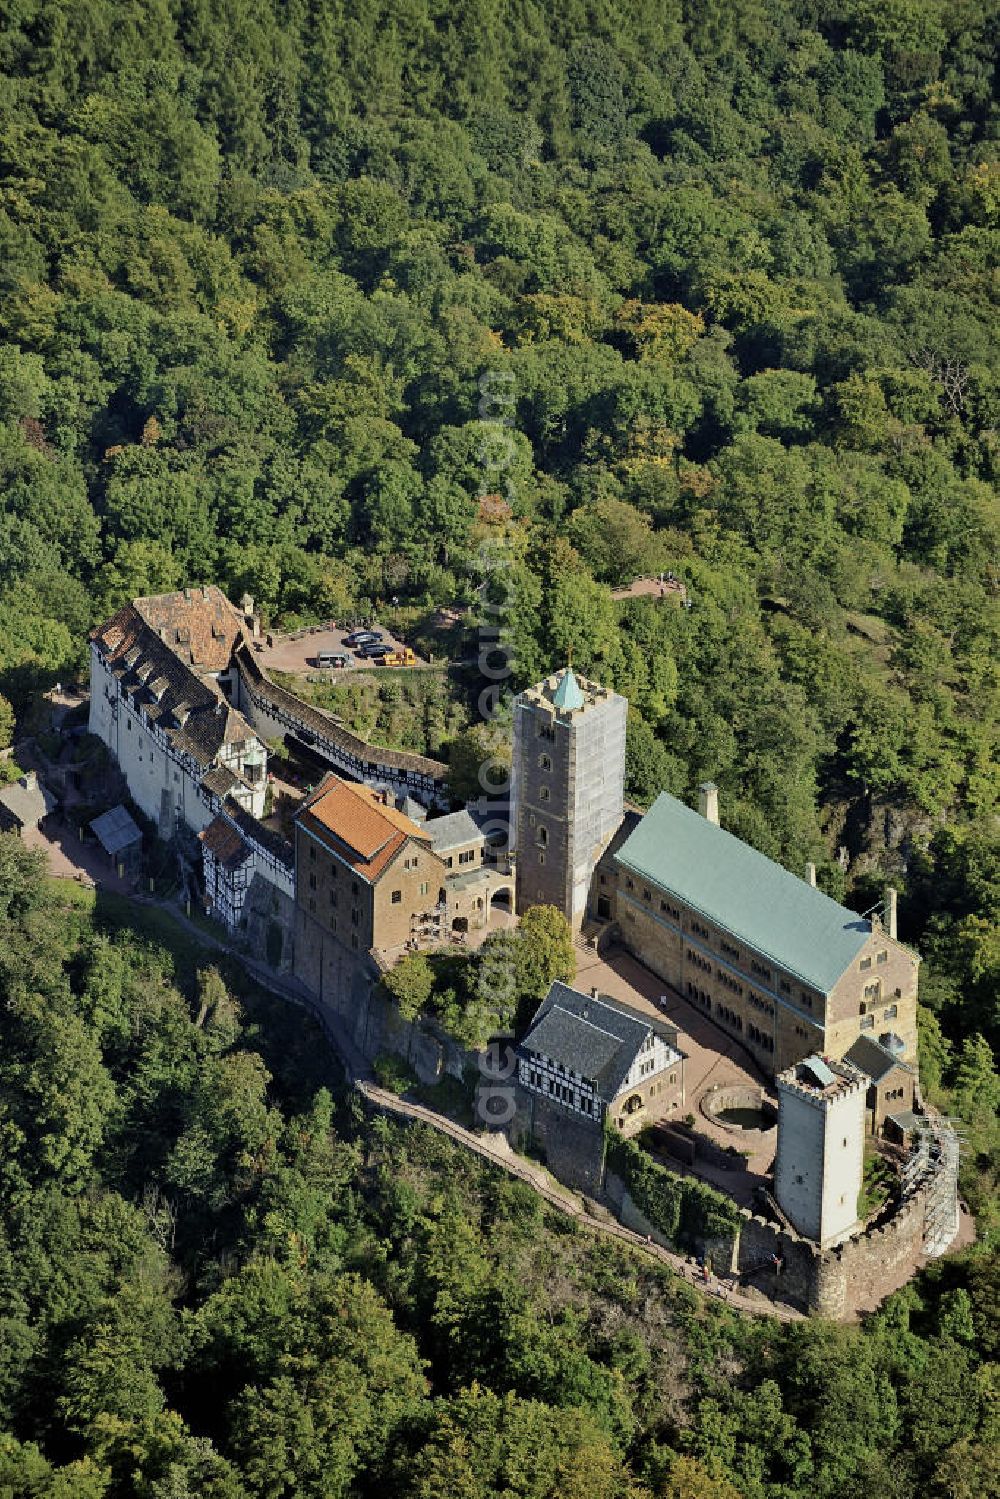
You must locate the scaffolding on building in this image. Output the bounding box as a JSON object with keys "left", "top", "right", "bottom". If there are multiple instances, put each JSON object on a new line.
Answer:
{"left": 901, "top": 1113, "right": 962, "bottom": 1258}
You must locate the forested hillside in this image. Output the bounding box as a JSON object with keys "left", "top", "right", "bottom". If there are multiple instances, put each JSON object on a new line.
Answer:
{"left": 1, "top": 0, "right": 995, "bottom": 1162}
{"left": 0, "top": 839, "right": 996, "bottom": 1498}
{"left": 0, "top": 2, "right": 997, "bottom": 1470}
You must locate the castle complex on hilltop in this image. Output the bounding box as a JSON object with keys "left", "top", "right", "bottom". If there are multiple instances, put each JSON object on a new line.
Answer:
{"left": 509, "top": 665, "right": 919, "bottom": 1082}
{"left": 87, "top": 594, "right": 957, "bottom": 1306}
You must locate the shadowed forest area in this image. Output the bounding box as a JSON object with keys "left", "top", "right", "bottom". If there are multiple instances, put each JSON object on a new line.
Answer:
{"left": 0, "top": 839, "right": 996, "bottom": 1497}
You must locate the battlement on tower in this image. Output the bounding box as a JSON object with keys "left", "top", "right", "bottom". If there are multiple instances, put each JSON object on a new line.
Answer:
{"left": 776, "top": 1055, "right": 867, "bottom": 1110}
{"left": 521, "top": 670, "right": 619, "bottom": 719}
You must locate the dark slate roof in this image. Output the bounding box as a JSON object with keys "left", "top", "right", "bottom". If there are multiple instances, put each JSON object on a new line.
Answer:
{"left": 615, "top": 792, "right": 874, "bottom": 992}
{"left": 90, "top": 804, "right": 142, "bottom": 856}
{"left": 845, "top": 1035, "right": 912, "bottom": 1083}
{"left": 520, "top": 981, "right": 681, "bottom": 1103}
{"left": 201, "top": 765, "right": 241, "bottom": 798}
{"left": 92, "top": 601, "right": 258, "bottom": 770}
{"left": 222, "top": 796, "right": 294, "bottom": 871}
{"left": 425, "top": 809, "right": 483, "bottom": 852}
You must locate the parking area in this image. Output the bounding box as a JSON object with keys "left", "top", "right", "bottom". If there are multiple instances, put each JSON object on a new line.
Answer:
{"left": 254, "top": 622, "right": 425, "bottom": 676}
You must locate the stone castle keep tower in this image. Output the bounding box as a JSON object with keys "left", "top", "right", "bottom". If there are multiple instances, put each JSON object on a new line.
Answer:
{"left": 511, "top": 667, "right": 627, "bottom": 929}
{"left": 774, "top": 1055, "right": 866, "bottom": 1247}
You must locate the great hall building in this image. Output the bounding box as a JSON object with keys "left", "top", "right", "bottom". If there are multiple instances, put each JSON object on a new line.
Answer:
{"left": 589, "top": 787, "right": 918, "bottom": 1078}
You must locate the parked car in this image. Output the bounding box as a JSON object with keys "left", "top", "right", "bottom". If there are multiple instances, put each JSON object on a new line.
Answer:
{"left": 344, "top": 629, "right": 382, "bottom": 646}
{"left": 357, "top": 642, "right": 392, "bottom": 659}
{"left": 316, "top": 651, "right": 349, "bottom": 668}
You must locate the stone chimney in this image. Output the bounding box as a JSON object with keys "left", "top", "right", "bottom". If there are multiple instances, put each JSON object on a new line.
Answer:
{"left": 698, "top": 781, "right": 719, "bottom": 825}
{"left": 884, "top": 885, "right": 898, "bottom": 941}
{"left": 240, "top": 592, "right": 260, "bottom": 638}
{"left": 805, "top": 861, "right": 816, "bottom": 886}
{"left": 20, "top": 770, "right": 37, "bottom": 792}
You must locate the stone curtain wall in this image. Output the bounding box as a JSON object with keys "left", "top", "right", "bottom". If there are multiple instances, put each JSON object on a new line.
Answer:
{"left": 735, "top": 1184, "right": 931, "bottom": 1317}
{"left": 293, "top": 908, "right": 478, "bottom": 1086}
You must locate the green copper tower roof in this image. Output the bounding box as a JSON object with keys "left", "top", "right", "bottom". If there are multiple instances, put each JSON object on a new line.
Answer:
{"left": 615, "top": 792, "right": 876, "bottom": 992}
{"left": 552, "top": 666, "right": 585, "bottom": 711}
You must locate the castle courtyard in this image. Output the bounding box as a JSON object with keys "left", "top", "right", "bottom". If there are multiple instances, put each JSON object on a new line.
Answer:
{"left": 573, "top": 941, "right": 778, "bottom": 1183}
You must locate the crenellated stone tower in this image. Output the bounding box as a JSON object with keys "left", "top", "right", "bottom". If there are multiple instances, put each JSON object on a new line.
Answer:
{"left": 774, "top": 1055, "right": 866, "bottom": 1247}
{"left": 510, "top": 666, "right": 627, "bottom": 930}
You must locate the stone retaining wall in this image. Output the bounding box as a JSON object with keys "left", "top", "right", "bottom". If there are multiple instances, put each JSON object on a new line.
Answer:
{"left": 294, "top": 909, "right": 477, "bottom": 1085}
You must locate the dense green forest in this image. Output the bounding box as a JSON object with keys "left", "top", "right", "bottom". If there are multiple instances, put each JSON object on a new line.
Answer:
{"left": 0, "top": 2, "right": 997, "bottom": 1489}
{"left": 0, "top": 837, "right": 996, "bottom": 1499}
{"left": 0, "top": 0, "right": 996, "bottom": 998}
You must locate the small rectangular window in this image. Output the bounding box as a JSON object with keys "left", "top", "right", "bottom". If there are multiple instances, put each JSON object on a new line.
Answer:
{"left": 877, "top": 950, "right": 888, "bottom": 965}
{"left": 860, "top": 956, "right": 872, "bottom": 970}
{"left": 391, "top": 890, "right": 402, "bottom": 904}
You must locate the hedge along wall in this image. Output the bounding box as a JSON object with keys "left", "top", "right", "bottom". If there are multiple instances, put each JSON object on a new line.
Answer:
{"left": 605, "top": 1131, "right": 742, "bottom": 1251}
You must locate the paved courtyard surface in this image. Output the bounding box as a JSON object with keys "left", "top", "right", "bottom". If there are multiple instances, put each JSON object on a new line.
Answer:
{"left": 21, "top": 815, "right": 135, "bottom": 895}
{"left": 253, "top": 622, "right": 425, "bottom": 676}
{"left": 574, "top": 942, "right": 777, "bottom": 1199}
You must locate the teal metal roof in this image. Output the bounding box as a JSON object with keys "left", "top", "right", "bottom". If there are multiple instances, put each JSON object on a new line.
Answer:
{"left": 615, "top": 793, "right": 872, "bottom": 993}
{"left": 801, "top": 1055, "right": 836, "bottom": 1088}
{"left": 552, "top": 667, "right": 585, "bottom": 711}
